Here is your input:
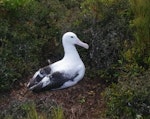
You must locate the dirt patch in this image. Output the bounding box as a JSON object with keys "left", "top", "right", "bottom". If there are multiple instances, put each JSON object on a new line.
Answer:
{"left": 0, "top": 77, "right": 106, "bottom": 119}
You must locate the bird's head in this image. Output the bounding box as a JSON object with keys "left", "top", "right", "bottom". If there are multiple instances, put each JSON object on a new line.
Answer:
{"left": 62, "top": 32, "right": 89, "bottom": 49}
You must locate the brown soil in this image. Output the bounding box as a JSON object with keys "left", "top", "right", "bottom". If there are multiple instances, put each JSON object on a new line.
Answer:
{"left": 0, "top": 77, "right": 106, "bottom": 119}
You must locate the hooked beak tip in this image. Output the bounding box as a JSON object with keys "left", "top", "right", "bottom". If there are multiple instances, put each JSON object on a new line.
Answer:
{"left": 76, "top": 39, "right": 89, "bottom": 49}
{"left": 85, "top": 44, "right": 89, "bottom": 49}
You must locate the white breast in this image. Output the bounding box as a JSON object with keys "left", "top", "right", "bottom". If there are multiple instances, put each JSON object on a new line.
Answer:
{"left": 50, "top": 58, "right": 85, "bottom": 76}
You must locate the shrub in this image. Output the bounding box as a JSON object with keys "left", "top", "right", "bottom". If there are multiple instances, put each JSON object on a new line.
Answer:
{"left": 104, "top": 69, "right": 150, "bottom": 119}
{"left": 123, "top": 0, "right": 150, "bottom": 69}
{"left": 0, "top": 0, "right": 64, "bottom": 92}
{"left": 0, "top": 99, "right": 65, "bottom": 119}
{"left": 71, "top": 0, "right": 132, "bottom": 80}
{"left": 103, "top": 0, "right": 150, "bottom": 118}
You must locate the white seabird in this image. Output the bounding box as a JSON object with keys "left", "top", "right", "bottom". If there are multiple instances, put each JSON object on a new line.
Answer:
{"left": 27, "top": 32, "right": 89, "bottom": 92}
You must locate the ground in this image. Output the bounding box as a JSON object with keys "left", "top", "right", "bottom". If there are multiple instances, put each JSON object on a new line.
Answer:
{"left": 0, "top": 77, "right": 106, "bottom": 119}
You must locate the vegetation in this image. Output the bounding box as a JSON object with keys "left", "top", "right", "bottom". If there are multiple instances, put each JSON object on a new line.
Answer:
{"left": 129, "top": 0, "right": 150, "bottom": 68}
{"left": 0, "top": 0, "right": 149, "bottom": 118}
{"left": 0, "top": 0, "right": 64, "bottom": 91}
{"left": 104, "top": 0, "right": 150, "bottom": 118}
{"left": 1, "top": 99, "right": 64, "bottom": 119}
{"left": 80, "top": 0, "right": 131, "bottom": 80}
{"left": 104, "top": 69, "right": 150, "bottom": 118}
{"left": 122, "top": 0, "right": 150, "bottom": 70}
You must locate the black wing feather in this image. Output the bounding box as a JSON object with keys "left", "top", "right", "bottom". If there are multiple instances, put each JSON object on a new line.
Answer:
{"left": 43, "top": 72, "right": 79, "bottom": 90}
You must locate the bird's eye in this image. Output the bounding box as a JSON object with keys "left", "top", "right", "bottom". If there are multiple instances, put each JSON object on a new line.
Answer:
{"left": 71, "top": 36, "right": 74, "bottom": 38}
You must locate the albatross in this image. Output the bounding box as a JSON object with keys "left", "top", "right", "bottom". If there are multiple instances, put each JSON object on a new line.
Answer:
{"left": 27, "top": 32, "right": 89, "bottom": 92}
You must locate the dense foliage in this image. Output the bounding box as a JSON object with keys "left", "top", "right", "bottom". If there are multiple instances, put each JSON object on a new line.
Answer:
{"left": 81, "top": 0, "right": 131, "bottom": 68}
{"left": 104, "top": 70, "right": 150, "bottom": 118}
{"left": 122, "top": 0, "right": 150, "bottom": 70}
{"left": 104, "top": 0, "right": 150, "bottom": 118}
{"left": 78, "top": 0, "right": 131, "bottom": 81}
{"left": 0, "top": 0, "right": 64, "bottom": 91}
{"left": 129, "top": 0, "right": 150, "bottom": 68}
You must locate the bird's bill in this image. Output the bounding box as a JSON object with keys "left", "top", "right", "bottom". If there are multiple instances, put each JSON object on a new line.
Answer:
{"left": 76, "top": 38, "right": 89, "bottom": 49}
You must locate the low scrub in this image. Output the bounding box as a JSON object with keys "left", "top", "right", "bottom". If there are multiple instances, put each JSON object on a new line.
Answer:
{"left": 0, "top": 0, "right": 63, "bottom": 92}
{"left": 0, "top": 99, "right": 65, "bottom": 119}
{"left": 104, "top": 69, "right": 150, "bottom": 119}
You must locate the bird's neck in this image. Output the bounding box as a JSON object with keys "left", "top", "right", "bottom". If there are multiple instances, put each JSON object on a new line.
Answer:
{"left": 63, "top": 44, "right": 81, "bottom": 62}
